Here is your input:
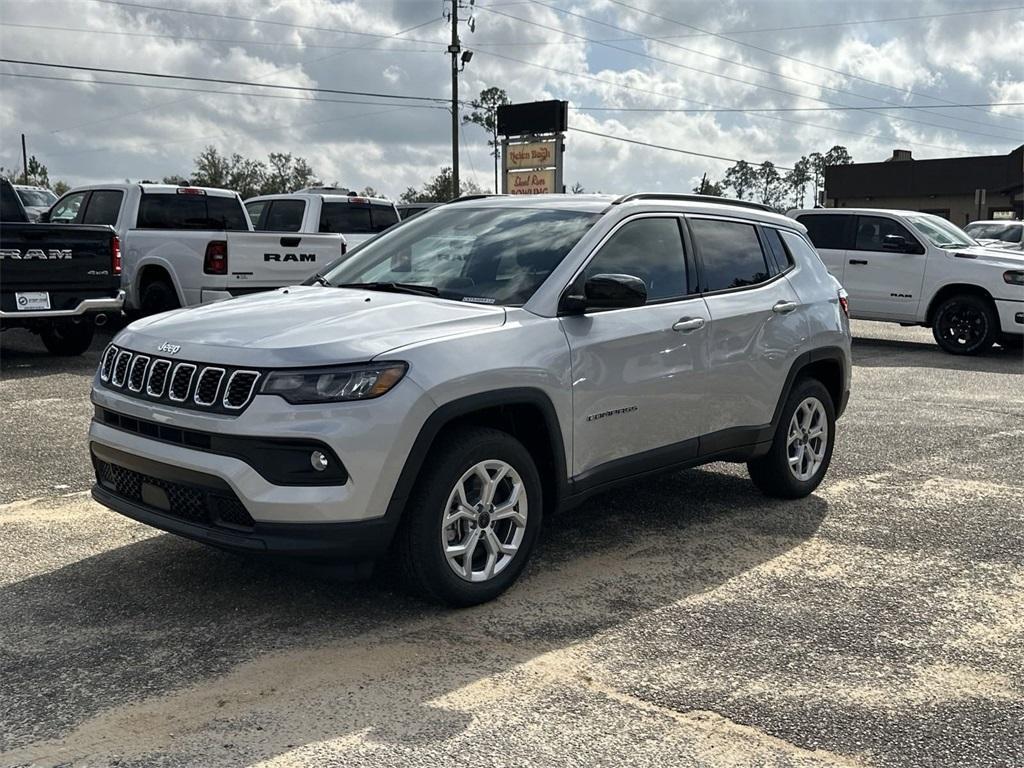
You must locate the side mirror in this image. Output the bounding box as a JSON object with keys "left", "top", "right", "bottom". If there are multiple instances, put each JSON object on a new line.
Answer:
{"left": 38, "top": 210, "right": 51, "bottom": 223}
{"left": 561, "top": 273, "right": 647, "bottom": 313}
{"left": 882, "top": 234, "right": 908, "bottom": 252}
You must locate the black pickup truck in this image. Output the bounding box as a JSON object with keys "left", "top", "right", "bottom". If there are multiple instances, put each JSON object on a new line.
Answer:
{"left": 1, "top": 178, "right": 124, "bottom": 355}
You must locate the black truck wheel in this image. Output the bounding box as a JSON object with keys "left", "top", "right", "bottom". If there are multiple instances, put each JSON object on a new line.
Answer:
{"left": 40, "top": 320, "right": 96, "bottom": 356}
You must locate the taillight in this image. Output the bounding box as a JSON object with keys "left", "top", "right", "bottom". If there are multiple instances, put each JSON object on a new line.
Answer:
{"left": 111, "top": 235, "right": 121, "bottom": 275}
{"left": 838, "top": 292, "right": 849, "bottom": 318}
{"left": 204, "top": 240, "right": 228, "bottom": 275}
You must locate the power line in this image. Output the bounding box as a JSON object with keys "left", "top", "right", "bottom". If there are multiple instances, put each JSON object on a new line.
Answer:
{"left": 0, "top": 22, "right": 442, "bottom": 53}
{"left": 522, "top": 0, "right": 1021, "bottom": 136}
{"left": 474, "top": 49, "right": 982, "bottom": 156}
{"left": 0, "top": 58, "right": 451, "bottom": 103}
{"left": 572, "top": 102, "right": 1024, "bottom": 114}
{"left": 570, "top": 127, "right": 794, "bottom": 170}
{"left": 469, "top": 4, "right": 1024, "bottom": 43}
{"left": 481, "top": 5, "right": 1021, "bottom": 143}
{"left": 602, "top": 0, "right": 1024, "bottom": 126}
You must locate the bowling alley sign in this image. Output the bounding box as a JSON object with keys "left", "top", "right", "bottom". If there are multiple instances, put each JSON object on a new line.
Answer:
{"left": 498, "top": 101, "right": 567, "bottom": 195}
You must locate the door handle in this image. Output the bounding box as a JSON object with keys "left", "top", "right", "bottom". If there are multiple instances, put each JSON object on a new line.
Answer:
{"left": 672, "top": 317, "right": 705, "bottom": 332}
{"left": 772, "top": 300, "right": 798, "bottom": 314}
{"left": 849, "top": 259, "right": 868, "bottom": 265}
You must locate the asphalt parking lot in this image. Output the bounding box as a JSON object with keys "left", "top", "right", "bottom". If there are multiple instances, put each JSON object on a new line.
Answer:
{"left": 1, "top": 322, "right": 1022, "bottom": 768}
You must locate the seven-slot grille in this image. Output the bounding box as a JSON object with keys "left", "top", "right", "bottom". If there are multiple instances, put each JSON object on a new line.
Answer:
{"left": 97, "top": 344, "right": 261, "bottom": 413}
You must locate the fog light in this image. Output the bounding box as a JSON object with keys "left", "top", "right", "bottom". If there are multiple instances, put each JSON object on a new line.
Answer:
{"left": 310, "top": 450, "right": 329, "bottom": 472}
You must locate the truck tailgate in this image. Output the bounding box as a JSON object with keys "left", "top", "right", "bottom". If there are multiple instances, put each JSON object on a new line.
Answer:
{"left": 0, "top": 223, "right": 120, "bottom": 314}
{"left": 224, "top": 232, "right": 341, "bottom": 291}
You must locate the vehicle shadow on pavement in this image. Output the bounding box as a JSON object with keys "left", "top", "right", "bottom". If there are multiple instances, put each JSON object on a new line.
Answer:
{"left": 0, "top": 466, "right": 828, "bottom": 765}
{"left": 0, "top": 327, "right": 115, "bottom": 379}
{"left": 851, "top": 336, "right": 1023, "bottom": 374}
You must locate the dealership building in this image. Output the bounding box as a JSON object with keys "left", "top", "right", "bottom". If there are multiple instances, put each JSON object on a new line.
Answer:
{"left": 824, "top": 144, "right": 1023, "bottom": 226}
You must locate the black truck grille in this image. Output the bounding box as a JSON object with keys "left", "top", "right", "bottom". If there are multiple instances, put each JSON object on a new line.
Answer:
{"left": 98, "top": 344, "right": 261, "bottom": 413}
{"left": 93, "top": 455, "right": 255, "bottom": 529}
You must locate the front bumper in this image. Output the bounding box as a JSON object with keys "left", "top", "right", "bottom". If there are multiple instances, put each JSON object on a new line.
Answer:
{"left": 994, "top": 298, "right": 1024, "bottom": 335}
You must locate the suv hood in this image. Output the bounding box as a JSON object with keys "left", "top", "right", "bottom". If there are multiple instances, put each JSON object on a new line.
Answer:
{"left": 116, "top": 285, "right": 507, "bottom": 366}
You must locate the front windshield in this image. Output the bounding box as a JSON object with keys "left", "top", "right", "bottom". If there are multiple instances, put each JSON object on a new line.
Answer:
{"left": 964, "top": 222, "right": 1022, "bottom": 244}
{"left": 905, "top": 214, "right": 976, "bottom": 249}
{"left": 17, "top": 189, "right": 57, "bottom": 207}
{"left": 321, "top": 206, "right": 600, "bottom": 306}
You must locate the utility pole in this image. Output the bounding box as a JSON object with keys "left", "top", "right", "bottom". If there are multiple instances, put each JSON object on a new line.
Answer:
{"left": 21, "top": 133, "right": 28, "bottom": 184}
{"left": 449, "top": 1, "right": 460, "bottom": 199}
{"left": 698, "top": 172, "right": 707, "bottom": 195}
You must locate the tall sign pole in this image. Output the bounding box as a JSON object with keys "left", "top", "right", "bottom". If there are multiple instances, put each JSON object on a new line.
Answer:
{"left": 21, "top": 133, "right": 28, "bottom": 184}
{"left": 449, "top": 2, "right": 460, "bottom": 198}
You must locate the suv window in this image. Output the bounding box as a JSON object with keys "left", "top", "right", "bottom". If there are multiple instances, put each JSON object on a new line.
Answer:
{"left": 320, "top": 203, "right": 372, "bottom": 234}
{"left": 762, "top": 227, "right": 793, "bottom": 274}
{"left": 50, "top": 191, "right": 87, "bottom": 223}
{"left": 584, "top": 217, "right": 689, "bottom": 302}
{"left": 261, "top": 200, "right": 305, "bottom": 232}
{"left": 854, "top": 216, "right": 918, "bottom": 252}
{"left": 81, "top": 190, "right": 124, "bottom": 226}
{"left": 798, "top": 214, "right": 852, "bottom": 250}
{"left": 690, "top": 218, "right": 771, "bottom": 292}
{"left": 137, "top": 193, "right": 248, "bottom": 230}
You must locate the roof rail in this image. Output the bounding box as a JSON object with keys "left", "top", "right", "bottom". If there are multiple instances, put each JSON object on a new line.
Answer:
{"left": 611, "top": 193, "right": 773, "bottom": 213}
{"left": 445, "top": 193, "right": 506, "bottom": 204}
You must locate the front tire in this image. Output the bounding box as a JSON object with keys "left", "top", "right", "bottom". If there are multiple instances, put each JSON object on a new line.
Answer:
{"left": 932, "top": 294, "right": 996, "bottom": 355}
{"left": 40, "top": 320, "right": 95, "bottom": 356}
{"left": 748, "top": 378, "right": 836, "bottom": 499}
{"left": 394, "top": 426, "right": 542, "bottom": 606}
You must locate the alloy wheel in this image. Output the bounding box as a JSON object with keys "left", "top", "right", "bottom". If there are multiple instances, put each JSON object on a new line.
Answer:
{"left": 938, "top": 303, "right": 987, "bottom": 351}
{"left": 441, "top": 459, "right": 528, "bottom": 582}
{"left": 787, "top": 397, "right": 828, "bottom": 481}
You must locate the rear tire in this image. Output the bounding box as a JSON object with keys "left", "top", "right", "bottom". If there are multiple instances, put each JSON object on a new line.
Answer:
{"left": 139, "top": 279, "right": 180, "bottom": 316}
{"left": 931, "top": 294, "right": 996, "bottom": 355}
{"left": 393, "top": 426, "right": 542, "bottom": 607}
{"left": 40, "top": 320, "right": 95, "bottom": 356}
{"left": 748, "top": 378, "right": 835, "bottom": 499}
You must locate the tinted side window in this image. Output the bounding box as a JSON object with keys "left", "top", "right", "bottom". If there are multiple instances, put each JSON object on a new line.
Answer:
{"left": 691, "top": 218, "right": 771, "bottom": 292}
{"left": 762, "top": 227, "right": 792, "bottom": 274}
{"left": 262, "top": 200, "right": 305, "bottom": 232}
{"left": 798, "top": 214, "right": 851, "bottom": 250}
{"left": 854, "top": 216, "right": 916, "bottom": 252}
{"left": 206, "top": 196, "right": 248, "bottom": 230}
{"left": 137, "top": 194, "right": 208, "bottom": 229}
{"left": 82, "top": 190, "right": 124, "bottom": 225}
{"left": 50, "top": 191, "right": 88, "bottom": 223}
{"left": 320, "top": 203, "right": 372, "bottom": 234}
{"left": 370, "top": 205, "right": 400, "bottom": 232}
{"left": 584, "top": 218, "right": 688, "bottom": 302}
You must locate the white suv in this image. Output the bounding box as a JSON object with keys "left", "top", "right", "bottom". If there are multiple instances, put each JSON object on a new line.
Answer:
{"left": 90, "top": 194, "right": 851, "bottom": 605}
{"left": 792, "top": 208, "right": 1024, "bottom": 354}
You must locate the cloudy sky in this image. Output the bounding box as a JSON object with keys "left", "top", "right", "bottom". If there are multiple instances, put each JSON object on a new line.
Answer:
{"left": 1, "top": 0, "right": 1022, "bottom": 199}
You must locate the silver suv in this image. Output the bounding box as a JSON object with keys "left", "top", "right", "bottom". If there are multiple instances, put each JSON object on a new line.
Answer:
{"left": 89, "top": 193, "right": 852, "bottom": 605}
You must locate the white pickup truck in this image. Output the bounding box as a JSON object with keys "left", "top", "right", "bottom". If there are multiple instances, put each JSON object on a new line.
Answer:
{"left": 244, "top": 189, "right": 401, "bottom": 252}
{"left": 791, "top": 208, "right": 1024, "bottom": 355}
{"left": 45, "top": 183, "right": 342, "bottom": 314}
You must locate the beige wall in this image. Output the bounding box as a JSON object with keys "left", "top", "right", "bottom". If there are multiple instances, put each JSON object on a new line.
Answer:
{"left": 826, "top": 191, "right": 1019, "bottom": 226}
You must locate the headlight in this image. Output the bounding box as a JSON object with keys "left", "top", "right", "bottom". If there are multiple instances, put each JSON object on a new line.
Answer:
{"left": 261, "top": 362, "right": 407, "bottom": 404}
{"left": 1004, "top": 270, "right": 1024, "bottom": 286}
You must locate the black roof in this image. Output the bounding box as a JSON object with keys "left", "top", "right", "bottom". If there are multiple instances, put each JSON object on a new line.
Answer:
{"left": 826, "top": 144, "right": 1023, "bottom": 198}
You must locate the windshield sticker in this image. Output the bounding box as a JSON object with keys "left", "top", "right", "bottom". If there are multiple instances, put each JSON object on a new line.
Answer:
{"left": 461, "top": 296, "right": 496, "bottom": 304}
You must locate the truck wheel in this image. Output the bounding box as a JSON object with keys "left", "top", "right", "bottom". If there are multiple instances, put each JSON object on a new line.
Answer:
{"left": 394, "top": 426, "right": 542, "bottom": 607}
{"left": 140, "top": 279, "right": 180, "bottom": 316}
{"left": 40, "top": 320, "right": 95, "bottom": 356}
{"left": 748, "top": 378, "right": 835, "bottom": 499}
{"left": 932, "top": 294, "right": 996, "bottom": 355}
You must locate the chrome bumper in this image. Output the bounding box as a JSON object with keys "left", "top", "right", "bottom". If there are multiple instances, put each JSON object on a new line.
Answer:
{"left": 0, "top": 290, "right": 124, "bottom": 319}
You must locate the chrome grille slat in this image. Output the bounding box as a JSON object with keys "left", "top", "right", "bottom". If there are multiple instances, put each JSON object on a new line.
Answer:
{"left": 193, "top": 367, "right": 226, "bottom": 406}
{"left": 112, "top": 351, "right": 133, "bottom": 387}
{"left": 127, "top": 355, "right": 150, "bottom": 392}
{"left": 146, "top": 359, "right": 172, "bottom": 397}
{"left": 223, "top": 370, "right": 260, "bottom": 410}
{"left": 99, "top": 344, "right": 118, "bottom": 382}
{"left": 168, "top": 363, "right": 197, "bottom": 402}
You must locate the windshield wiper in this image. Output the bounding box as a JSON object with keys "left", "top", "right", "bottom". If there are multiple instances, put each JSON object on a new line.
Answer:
{"left": 338, "top": 282, "right": 440, "bottom": 297}
{"left": 311, "top": 272, "right": 331, "bottom": 286}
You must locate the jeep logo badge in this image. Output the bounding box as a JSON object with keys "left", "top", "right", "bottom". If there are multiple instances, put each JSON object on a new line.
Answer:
{"left": 157, "top": 342, "right": 181, "bottom": 355}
